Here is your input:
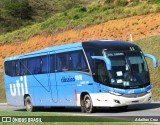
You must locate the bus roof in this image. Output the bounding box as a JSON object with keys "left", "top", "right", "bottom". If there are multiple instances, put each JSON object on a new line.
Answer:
{"left": 82, "top": 40, "right": 140, "bottom": 51}
{"left": 4, "top": 40, "right": 140, "bottom": 61}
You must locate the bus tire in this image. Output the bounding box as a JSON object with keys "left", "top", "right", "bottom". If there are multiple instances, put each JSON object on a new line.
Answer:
{"left": 25, "top": 96, "right": 35, "bottom": 112}
{"left": 80, "top": 100, "right": 85, "bottom": 113}
{"left": 83, "top": 94, "right": 95, "bottom": 113}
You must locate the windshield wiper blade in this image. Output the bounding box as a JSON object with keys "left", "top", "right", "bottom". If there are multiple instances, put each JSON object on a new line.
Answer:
{"left": 129, "top": 86, "right": 139, "bottom": 89}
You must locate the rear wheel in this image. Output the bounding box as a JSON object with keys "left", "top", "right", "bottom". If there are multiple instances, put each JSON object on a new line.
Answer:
{"left": 81, "top": 94, "right": 95, "bottom": 113}
{"left": 25, "top": 96, "right": 35, "bottom": 112}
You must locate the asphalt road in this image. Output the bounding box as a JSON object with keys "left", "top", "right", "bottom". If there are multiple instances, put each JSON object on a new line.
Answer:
{"left": 0, "top": 102, "right": 160, "bottom": 122}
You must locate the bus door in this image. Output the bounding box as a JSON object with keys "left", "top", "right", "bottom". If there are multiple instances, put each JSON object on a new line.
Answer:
{"left": 91, "top": 56, "right": 111, "bottom": 92}
{"left": 54, "top": 51, "right": 76, "bottom": 106}
{"left": 54, "top": 50, "right": 88, "bottom": 106}
{"left": 49, "top": 52, "right": 58, "bottom": 103}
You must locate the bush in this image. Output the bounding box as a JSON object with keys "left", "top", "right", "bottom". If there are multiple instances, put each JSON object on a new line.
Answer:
{"left": 130, "top": 0, "right": 139, "bottom": 2}
{"left": 155, "top": 6, "right": 160, "bottom": 12}
{"left": 73, "top": 14, "right": 80, "bottom": 19}
{"left": 79, "top": 7, "right": 87, "bottom": 12}
{"left": 105, "top": 0, "right": 113, "bottom": 4}
{"left": 3, "top": 0, "right": 32, "bottom": 20}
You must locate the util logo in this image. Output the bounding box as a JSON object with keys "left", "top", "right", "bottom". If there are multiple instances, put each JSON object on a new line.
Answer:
{"left": 10, "top": 76, "right": 28, "bottom": 96}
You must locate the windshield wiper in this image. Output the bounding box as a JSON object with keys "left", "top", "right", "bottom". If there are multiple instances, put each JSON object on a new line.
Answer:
{"left": 129, "top": 86, "right": 140, "bottom": 89}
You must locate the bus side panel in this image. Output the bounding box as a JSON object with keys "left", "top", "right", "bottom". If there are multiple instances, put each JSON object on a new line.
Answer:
{"left": 29, "top": 74, "right": 57, "bottom": 107}
{"left": 55, "top": 72, "right": 95, "bottom": 106}
{"left": 4, "top": 75, "right": 34, "bottom": 106}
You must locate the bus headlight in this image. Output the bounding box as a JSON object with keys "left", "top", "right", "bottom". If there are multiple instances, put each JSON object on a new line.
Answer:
{"left": 147, "top": 89, "right": 151, "bottom": 93}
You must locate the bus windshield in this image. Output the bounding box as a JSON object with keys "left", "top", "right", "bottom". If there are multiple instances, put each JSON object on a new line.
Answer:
{"left": 104, "top": 52, "right": 150, "bottom": 89}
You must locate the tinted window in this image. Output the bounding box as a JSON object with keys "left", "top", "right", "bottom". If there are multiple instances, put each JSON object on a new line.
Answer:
{"left": 5, "top": 60, "right": 21, "bottom": 76}
{"left": 56, "top": 53, "right": 69, "bottom": 72}
{"left": 20, "top": 60, "right": 27, "bottom": 75}
{"left": 41, "top": 56, "right": 48, "bottom": 74}
{"left": 15, "top": 61, "right": 20, "bottom": 76}
{"left": 85, "top": 47, "right": 100, "bottom": 73}
{"left": 56, "top": 50, "right": 89, "bottom": 72}
{"left": 5, "top": 50, "right": 89, "bottom": 76}
{"left": 96, "top": 60, "right": 109, "bottom": 85}
{"left": 70, "top": 51, "right": 89, "bottom": 72}
{"left": 5, "top": 61, "right": 13, "bottom": 76}
{"left": 27, "top": 57, "right": 41, "bottom": 74}
{"left": 27, "top": 56, "right": 48, "bottom": 75}
{"left": 50, "top": 54, "right": 55, "bottom": 73}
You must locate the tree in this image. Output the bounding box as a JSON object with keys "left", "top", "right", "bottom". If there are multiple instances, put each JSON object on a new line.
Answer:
{"left": 3, "top": 0, "right": 33, "bottom": 20}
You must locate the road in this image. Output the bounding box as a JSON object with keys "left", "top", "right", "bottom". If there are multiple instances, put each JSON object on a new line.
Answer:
{"left": 0, "top": 102, "right": 160, "bottom": 122}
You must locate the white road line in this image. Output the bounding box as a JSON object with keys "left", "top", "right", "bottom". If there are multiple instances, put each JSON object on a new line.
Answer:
{"left": 0, "top": 103, "right": 7, "bottom": 106}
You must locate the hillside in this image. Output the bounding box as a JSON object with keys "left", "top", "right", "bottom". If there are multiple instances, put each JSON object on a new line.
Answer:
{"left": 0, "top": 13, "right": 160, "bottom": 70}
{"left": 2, "top": 0, "right": 152, "bottom": 35}
{"left": 1, "top": 1, "right": 160, "bottom": 44}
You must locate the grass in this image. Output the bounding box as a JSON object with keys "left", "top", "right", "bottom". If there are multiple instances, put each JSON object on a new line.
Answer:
{"left": 0, "top": 111, "right": 157, "bottom": 124}
{"left": 0, "top": 73, "right": 5, "bottom": 102}
{"left": 133, "top": 35, "right": 160, "bottom": 101}
{"left": 0, "top": 3, "right": 160, "bottom": 43}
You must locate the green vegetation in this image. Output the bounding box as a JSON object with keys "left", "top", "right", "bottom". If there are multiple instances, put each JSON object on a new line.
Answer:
{"left": 0, "top": 73, "right": 5, "bottom": 102}
{"left": 0, "top": 2, "right": 160, "bottom": 43}
{"left": 0, "top": 0, "right": 81, "bottom": 35}
{"left": 134, "top": 35, "right": 160, "bottom": 101}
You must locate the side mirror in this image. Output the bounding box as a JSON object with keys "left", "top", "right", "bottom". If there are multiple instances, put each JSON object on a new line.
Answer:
{"left": 144, "top": 54, "right": 158, "bottom": 68}
{"left": 91, "top": 56, "right": 112, "bottom": 70}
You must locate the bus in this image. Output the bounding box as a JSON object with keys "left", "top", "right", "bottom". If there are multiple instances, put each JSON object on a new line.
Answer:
{"left": 4, "top": 40, "right": 158, "bottom": 113}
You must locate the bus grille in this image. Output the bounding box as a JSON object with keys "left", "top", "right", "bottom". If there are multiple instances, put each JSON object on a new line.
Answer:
{"left": 122, "top": 92, "right": 147, "bottom": 98}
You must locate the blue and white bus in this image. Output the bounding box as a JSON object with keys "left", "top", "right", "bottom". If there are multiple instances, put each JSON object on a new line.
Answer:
{"left": 4, "top": 40, "right": 158, "bottom": 113}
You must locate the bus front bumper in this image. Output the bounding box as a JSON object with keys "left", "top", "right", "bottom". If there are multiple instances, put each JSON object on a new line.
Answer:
{"left": 90, "top": 92, "right": 152, "bottom": 107}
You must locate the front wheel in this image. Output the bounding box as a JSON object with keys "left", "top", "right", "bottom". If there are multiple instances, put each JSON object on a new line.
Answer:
{"left": 81, "top": 94, "right": 95, "bottom": 113}
{"left": 25, "top": 96, "right": 35, "bottom": 112}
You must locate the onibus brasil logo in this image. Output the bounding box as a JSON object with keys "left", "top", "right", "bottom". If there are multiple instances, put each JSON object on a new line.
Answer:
{"left": 10, "top": 76, "right": 28, "bottom": 96}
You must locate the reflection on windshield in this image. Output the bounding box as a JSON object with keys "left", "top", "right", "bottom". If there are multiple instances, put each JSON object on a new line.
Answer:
{"left": 105, "top": 52, "right": 149, "bottom": 89}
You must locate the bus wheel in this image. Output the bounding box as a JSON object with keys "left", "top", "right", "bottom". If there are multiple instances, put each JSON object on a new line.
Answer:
{"left": 25, "top": 96, "right": 35, "bottom": 112}
{"left": 80, "top": 100, "right": 85, "bottom": 113}
{"left": 83, "top": 94, "right": 95, "bottom": 113}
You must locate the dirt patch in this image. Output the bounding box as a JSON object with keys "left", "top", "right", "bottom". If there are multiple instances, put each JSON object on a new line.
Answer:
{"left": 0, "top": 13, "right": 160, "bottom": 72}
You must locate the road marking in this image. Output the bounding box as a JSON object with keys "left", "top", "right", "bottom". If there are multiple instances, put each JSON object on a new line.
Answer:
{"left": 0, "top": 103, "right": 7, "bottom": 106}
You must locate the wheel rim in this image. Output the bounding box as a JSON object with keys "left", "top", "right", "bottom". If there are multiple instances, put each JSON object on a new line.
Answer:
{"left": 26, "top": 99, "right": 32, "bottom": 111}
{"left": 84, "top": 96, "right": 92, "bottom": 112}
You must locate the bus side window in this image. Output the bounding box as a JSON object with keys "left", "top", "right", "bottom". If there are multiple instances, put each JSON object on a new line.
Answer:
{"left": 79, "top": 51, "right": 89, "bottom": 72}
{"left": 20, "top": 60, "right": 27, "bottom": 75}
{"left": 41, "top": 56, "right": 48, "bottom": 74}
{"left": 56, "top": 53, "right": 69, "bottom": 72}
{"left": 50, "top": 54, "right": 55, "bottom": 73}
{"left": 85, "top": 47, "right": 100, "bottom": 73}
{"left": 27, "top": 57, "right": 41, "bottom": 75}
{"left": 5, "top": 61, "right": 13, "bottom": 76}
{"left": 54, "top": 50, "right": 89, "bottom": 72}
{"left": 70, "top": 52, "right": 79, "bottom": 71}
{"left": 15, "top": 61, "right": 20, "bottom": 76}
{"left": 70, "top": 51, "right": 89, "bottom": 72}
